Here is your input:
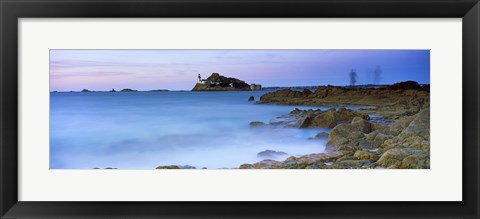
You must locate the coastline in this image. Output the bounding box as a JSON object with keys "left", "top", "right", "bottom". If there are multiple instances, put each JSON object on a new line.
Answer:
{"left": 154, "top": 81, "right": 430, "bottom": 170}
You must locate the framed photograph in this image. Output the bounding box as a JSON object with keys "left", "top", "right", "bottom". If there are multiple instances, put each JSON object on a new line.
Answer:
{"left": 1, "top": 0, "right": 479, "bottom": 218}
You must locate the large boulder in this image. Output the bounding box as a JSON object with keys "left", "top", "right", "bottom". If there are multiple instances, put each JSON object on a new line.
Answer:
{"left": 353, "top": 150, "right": 379, "bottom": 161}
{"left": 381, "top": 108, "right": 430, "bottom": 152}
{"left": 314, "top": 132, "right": 329, "bottom": 139}
{"left": 325, "top": 118, "right": 374, "bottom": 154}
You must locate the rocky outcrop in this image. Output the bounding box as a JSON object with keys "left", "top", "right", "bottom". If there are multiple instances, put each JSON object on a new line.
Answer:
{"left": 192, "top": 73, "right": 251, "bottom": 91}
{"left": 239, "top": 108, "right": 430, "bottom": 169}
{"left": 273, "top": 107, "right": 369, "bottom": 129}
{"left": 249, "top": 121, "right": 265, "bottom": 127}
{"left": 248, "top": 96, "right": 255, "bottom": 101}
{"left": 376, "top": 148, "right": 428, "bottom": 169}
{"left": 258, "top": 82, "right": 430, "bottom": 119}
{"left": 387, "top": 81, "right": 423, "bottom": 90}
{"left": 120, "top": 88, "right": 138, "bottom": 92}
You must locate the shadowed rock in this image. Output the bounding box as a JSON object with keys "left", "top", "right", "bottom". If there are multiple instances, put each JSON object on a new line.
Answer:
{"left": 257, "top": 150, "right": 288, "bottom": 159}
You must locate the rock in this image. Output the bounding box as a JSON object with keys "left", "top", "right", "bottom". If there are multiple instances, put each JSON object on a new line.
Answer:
{"left": 259, "top": 89, "right": 312, "bottom": 104}
{"left": 295, "top": 116, "right": 315, "bottom": 128}
{"left": 258, "top": 81, "right": 429, "bottom": 110}
{"left": 314, "top": 132, "right": 329, "bottom": 139}
{"left": 291, "top": 108, "right": 369, "bottom": 129}
{"left": 120, "top": 88, "right": 138, "bottom": 92}
{"left": 374, "top": 133, "right": 392, "bottom": 141}
{"left": 381, "top": 108, "right": 430, "bottom": 152}
{"left": 402, "top": 108, "right": 430, "bottom": 137}
{"left": 290, "top": 108, "right": 304, "bottom": 115}
{"left": 376, "top": 148, "right": 428, "bottom": 169}
{"left": 351, "top": 117, "right": 372, "bottom": 133}
{"left": 249, "top": 121, "right": 265, "bottom": 127}
{"left": 239, "top": 164, "right": 255, "bottom": 169}
{"left": 257, "top": 150, "right": 288, "bottom": 159}
{"left": 252, "top": 160, "right": 283, "bottom": 169}
{"left": 325, "top": 119, "right": 374, "bottom": 154}
{"left": 389, "top": 115, "right": 416, "bottom": 136}
{"left": 291, "top": 153, "right": 343, "bottom": 165}
{"left": 310, "top": 111, "right": 337, "bottom": 128}
{"left": 155, "top": 165, "right": 196, "bottom": 169}
{"left": 353, "top": 150, "right": 379, "bottom": 161}
{"left": 302, "top": 88, "right": 312, "bottom": 96}
{"left": 248, "top": 96, "right": 255, "bottom": 101}
{"left": 81, "top": 89, "right": 91, "bottom": 92}
{"left": 180, "top": 165, "right": 196, "bottom": 169}
{"left": 387, "top": 81, "right": 421, "bottom": 90}
{"left": 155, "top": 165, "right": 180, "bottom": 169}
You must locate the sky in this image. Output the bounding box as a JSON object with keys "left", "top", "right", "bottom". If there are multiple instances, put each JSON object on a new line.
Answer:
{"left": 50, "top": 50, "right": 430, "bottom": 91}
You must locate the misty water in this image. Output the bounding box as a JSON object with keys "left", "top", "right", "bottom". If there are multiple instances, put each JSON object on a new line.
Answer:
{"left": 50, "top": 91, "right": 366, "bottom": 169}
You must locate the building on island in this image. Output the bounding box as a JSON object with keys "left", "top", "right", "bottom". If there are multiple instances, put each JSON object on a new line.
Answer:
{"left": 250, "top": 84, "right": 262, "bottom": 91}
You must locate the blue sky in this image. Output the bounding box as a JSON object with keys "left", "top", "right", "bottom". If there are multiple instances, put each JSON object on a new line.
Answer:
{"left": 50, "top": 50, "right": 430, "bottom": 91}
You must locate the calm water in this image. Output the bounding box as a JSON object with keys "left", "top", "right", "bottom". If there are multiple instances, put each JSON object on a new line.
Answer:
{"left": 51, "top": 91, "right": 358, "bottom": 169}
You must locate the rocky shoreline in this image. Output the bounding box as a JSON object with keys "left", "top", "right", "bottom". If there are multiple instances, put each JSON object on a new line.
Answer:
{"left": 154, "top": 81, "right": 430, "bottom": 170}
{"left": 239, "top": 81, "right": 430, "bottom": 169}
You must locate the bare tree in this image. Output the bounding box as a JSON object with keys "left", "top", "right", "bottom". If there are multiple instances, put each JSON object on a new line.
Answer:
{"left": 350, "top": 69, "right": 357, "bottom": 86}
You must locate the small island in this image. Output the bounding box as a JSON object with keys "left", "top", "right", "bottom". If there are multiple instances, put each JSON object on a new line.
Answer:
{"left": 192, "top": 73, "right": 261, "bottom": 91}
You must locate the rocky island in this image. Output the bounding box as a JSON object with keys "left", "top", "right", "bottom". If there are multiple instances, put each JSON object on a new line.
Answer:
{"left": 192, "top": 73, "right": 258, "bottom": 91}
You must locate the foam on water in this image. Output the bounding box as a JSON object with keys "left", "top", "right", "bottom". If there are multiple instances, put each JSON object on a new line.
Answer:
{"left": 50, "top": 91, "right": 355, "bottom": 169}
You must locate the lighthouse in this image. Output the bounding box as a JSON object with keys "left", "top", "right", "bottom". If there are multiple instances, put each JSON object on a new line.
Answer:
{"left": 198, "top": 74, "right": 206, "bottom": 84}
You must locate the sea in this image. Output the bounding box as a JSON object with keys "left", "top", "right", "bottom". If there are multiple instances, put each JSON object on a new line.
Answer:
{"left": 50, "top": 91, "right": 366, "bottom": 169}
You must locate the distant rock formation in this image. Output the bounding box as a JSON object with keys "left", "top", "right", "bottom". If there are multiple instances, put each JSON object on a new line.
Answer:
{"left": 81, "top": 89, "right": 91, "bottom": 92}
{"left": 110, "top": 88, "right": 116, "bottom": 92}
{"left": 248, "top": 96, "right": 255, "bottom": 101}
{"left": 149, "top": 89, "right": 169, "bottom": 92}
{"left": 120, "top": 88, "right": 138, "bottom": 92}
{"left": 192, "top": 73, "right": 252, "bottom": 91}
{"left": 155, "top": 165, "right": 196, "bottom": 169}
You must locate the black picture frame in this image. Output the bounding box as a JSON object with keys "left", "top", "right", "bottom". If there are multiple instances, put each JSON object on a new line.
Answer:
{"left": 1, "top": 0, "right": 479, "bottom": 218}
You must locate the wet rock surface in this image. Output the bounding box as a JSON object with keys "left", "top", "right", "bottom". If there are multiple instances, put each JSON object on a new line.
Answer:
{"left": 239, "top": 108, "right": 430, "bottom": 169}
